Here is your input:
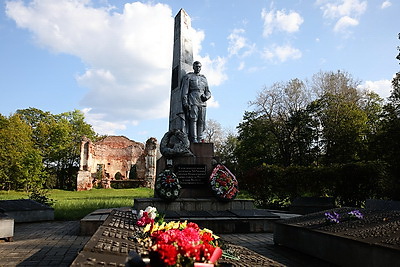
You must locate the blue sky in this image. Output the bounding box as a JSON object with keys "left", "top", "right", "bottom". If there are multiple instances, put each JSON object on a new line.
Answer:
{"left": 1, "top": 0, "right": 399, "bottom": 143}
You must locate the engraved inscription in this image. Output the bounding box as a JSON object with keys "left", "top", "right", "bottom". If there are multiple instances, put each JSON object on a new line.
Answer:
{"left": 176, "top": 165, "right": 207, "bottom": 186}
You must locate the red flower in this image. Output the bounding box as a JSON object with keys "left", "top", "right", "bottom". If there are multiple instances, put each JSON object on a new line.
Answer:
{"left": 155, "top": 243, "right": 178, "bottom": 266}
{"left": 200, "top": 231, "right": 213, "bottom": 243}
{"left": 136, "top": 212, "right": 154, "bottom": 226}
{"left": 148, "top": 220, "right": 220, "bottom": 266}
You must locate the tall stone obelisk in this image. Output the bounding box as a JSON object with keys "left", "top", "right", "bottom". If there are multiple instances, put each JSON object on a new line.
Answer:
{"left": 169, "top": 9, "right": 193, "bottom": 132}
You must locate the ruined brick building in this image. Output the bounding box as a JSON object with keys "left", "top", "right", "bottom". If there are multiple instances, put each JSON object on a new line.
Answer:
{"left": 76, "top": 136, "right": 159, "bottom": 191}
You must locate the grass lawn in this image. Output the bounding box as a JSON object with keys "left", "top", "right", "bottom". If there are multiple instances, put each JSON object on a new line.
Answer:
{"left": 0, "top": 188, "right": 154, "bottom": 220}
{"left": 0, "top": 188, "right": 254, "bottom": 220}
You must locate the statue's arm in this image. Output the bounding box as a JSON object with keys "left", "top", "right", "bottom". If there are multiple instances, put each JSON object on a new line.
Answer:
{"left": 202, "top": 77, "right": 211, "bottom": 101}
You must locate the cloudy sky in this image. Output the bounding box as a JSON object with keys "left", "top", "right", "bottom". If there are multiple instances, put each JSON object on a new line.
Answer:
{"left": 1, "top": 0, "right": 398, "bottom": 143}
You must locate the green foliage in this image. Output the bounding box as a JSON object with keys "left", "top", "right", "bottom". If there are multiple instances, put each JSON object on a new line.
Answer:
{"left": 15, "top": 108, "right": 97, "bottom": 190}
{"left": 240, "top": 79, "right": 318, "bottom": 168}
{"left": 242, "top": 161, "right": 387, "bottom": 209}
{"left": 216, "top": 133, "right": 239, "bottom": 174}
{"left": 29, "top": 188, "right": 55, "bottom": 207}
{"left": 0, "top": 108, "right": 97, "bottom": 191}
{"left": 234, "top": 69, "right": 400, "bottom": 207}
{"left": 0, "top": 114, "right": 44, "bottom": 191}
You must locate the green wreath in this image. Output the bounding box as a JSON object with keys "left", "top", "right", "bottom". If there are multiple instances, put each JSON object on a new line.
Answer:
{"left": 155, "top": 169, "right": 181, "bottom": 201}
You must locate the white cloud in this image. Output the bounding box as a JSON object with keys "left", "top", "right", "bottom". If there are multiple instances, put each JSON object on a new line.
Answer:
{"left": 381, "top": 1, "right": 392, "bottom": 9}
{"left": 5, "top": 0, "right": 227, "bottom": 133}
{"left": 206, "top": 96, "right": 220, "bottom": 108}
{"left": 227, "top": 28, "right": 255, "bottom": 58}
{"left": 363, "top": 79, "right": 392, "bottom": 99}
{"left": 262, "top": 44, "right": 302, "bottom": 63}
{"left": 316, "top": 0, "right": 367, "bottom": 33}
{"left": 82, "top": 108, "right": 129, "bottom": 135}
{"left": 238, "top": 61, "right": 245, "bottom": 71}
{"left": 197, "top": 56, "right": 227, "bottom": 88}
{"left": 334, "top": 15, "right": 359, "bottom": 32}
{"left": 261, "top": 8, "right": 304, "bottom": 37}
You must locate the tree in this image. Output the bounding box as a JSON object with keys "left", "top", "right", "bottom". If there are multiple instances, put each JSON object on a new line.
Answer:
{"left": 0, "top": 114, "right": 44, "bottom": 191}
{"left": 217, "top": 132, "right": 239, "bottom": 172}
{"left": 16, "top": 108, "right": 97, "bottom": 189}
{"left": 204, "top": 119, "right": 226, "bottom": 150}
{"left": 371, "top": 33, "right": 400, "bottom": 199}
{"left": 237, "top": 78, "right": 317, "bottom": 168}
{"left": 309, "top": 71, "right": 369, "bottom": 164}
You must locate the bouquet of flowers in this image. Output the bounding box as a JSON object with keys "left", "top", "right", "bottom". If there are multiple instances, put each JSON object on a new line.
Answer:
{"left": 209, "top": 164, "right": 239, "bottom": 201}
{"left": 136, "top": 206, "right": 159, "bottom": 226}
{"left": 143, "top": 220, "right": 222, "bottom": 266}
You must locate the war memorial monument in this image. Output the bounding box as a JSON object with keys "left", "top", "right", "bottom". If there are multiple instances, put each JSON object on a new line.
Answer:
{"left": 3, "top": 7, "right": 399, "bottom": 267}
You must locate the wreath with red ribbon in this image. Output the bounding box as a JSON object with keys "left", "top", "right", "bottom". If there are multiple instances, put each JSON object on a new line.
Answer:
{"left": 209, "top": 164, "right": 239, "bottom": 201}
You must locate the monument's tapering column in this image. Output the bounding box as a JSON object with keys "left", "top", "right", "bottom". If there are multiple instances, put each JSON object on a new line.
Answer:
{"left": 169, "top": 9, "right": 193, "bottom": 131}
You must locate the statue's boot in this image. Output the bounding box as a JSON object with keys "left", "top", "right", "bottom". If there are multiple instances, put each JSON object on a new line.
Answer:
{"left": 189, "top": 121, "right": 198, "bottom": 143}
{"left": 197, "top": 124, "right": 204, "bottom": 143}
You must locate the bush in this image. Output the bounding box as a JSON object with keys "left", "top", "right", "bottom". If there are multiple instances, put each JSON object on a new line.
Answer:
{"left": 242, "top": 161, "right": 388, "bottom": 209}
{"left": 29, "top": 188, "right": 55, "bottom": 207}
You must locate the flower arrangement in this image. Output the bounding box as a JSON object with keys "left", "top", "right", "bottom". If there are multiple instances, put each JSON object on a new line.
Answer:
{"left": 143, "top": 220, "right": 222, "bottom": 266}
{"left": 137, "top": 206, "right": 158, "bottom": 227}
{"left": 209, "top": 164, "right": 239, "bottom": 201}
{"left": 155, "top": 169, "right": 181, "bottom": 201}
{"left": 135, "top": 207, "right": 222, "bottom": 266}
{"left": 324, "top": 211, "right": 340, "bottom": 224}
{"left": 324, "top": 209, "right": 364, "bottom": 224}
{"left": 348, "top": 209, "right": 364, "bottom": 220}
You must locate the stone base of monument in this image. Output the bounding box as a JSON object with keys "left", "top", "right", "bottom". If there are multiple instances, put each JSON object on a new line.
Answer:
{"left": 133, "top": 197, "right": 283, "bottom": 233}
{"left": 274, "top": 207, "right": 400, "bottom": 267}
{"left": 0, "top": 199, "right": 54, "bottom": 223}
{"left": 154, "top": 142, "right": 286, "bottom": 233}
{"left": 156, "top": 143, "right": 215, "bottom": 198}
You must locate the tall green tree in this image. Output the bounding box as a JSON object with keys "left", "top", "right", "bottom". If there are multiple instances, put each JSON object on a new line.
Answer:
{"left": 236, "top": 78, "right": 317, "bottom": 169}
{"left": 16, "top": 108, "right": 97, "bottom": 189}
{"left": 309, "top": 71, "right": 369, "bottom": 164}
{"left": 0, "top": 114, "right": 44, "bottom": 191}
{"left": 371, "top": 33, "right": 400, "bottom": 199}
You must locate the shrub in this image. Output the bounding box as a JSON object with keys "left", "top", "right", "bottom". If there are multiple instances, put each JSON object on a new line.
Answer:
{"left": 29, "top": 188, "right": 55, "bottom": 207}
{"left": 242, "top": 160, "right": 388, "bottom": 209}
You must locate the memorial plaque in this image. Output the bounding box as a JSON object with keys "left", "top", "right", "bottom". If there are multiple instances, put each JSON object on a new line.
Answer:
{"left": 176, "top": 164, "right": 207, "bottom": 186}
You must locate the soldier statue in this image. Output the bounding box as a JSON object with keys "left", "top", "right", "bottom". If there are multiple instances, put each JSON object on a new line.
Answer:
{"left": 181, "top": 61, "right": 211, "bottom": 143}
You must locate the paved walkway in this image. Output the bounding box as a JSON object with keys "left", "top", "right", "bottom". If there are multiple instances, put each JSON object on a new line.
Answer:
{"left": 0, "top": 221, "right": 89, "bottom": 267}
{"left": 0, "top": 221, "right": 331, "bottom": 267}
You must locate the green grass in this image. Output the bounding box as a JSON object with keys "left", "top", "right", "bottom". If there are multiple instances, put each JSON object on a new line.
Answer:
{"left": 0, "top": 188, "right": 253, "bottom": 220}
{"left": 0, "top": 188, "right": 154, "bottom": 220}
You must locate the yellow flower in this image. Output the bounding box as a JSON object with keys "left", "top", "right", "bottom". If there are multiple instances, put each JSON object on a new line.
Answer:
{"left": 143, "top": 223, "right": 152, "bottom": 233}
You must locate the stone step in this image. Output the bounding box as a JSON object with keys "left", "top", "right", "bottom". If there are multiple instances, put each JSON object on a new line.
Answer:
{"left": 163, "top": 209, "right": 281, "bottom": 233}
{"left": 79, "top": 207, "right": 132, "bottom": 235}
{"left": 79, "top": 207, "right": 289, "bottom": 235}
{"left": 133, "top": 197, "right": 255, "bottom": 212}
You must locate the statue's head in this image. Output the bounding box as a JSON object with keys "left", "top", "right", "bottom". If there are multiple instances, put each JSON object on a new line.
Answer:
{"left": 193, "top": 61, "right": 202, "bottom": 74}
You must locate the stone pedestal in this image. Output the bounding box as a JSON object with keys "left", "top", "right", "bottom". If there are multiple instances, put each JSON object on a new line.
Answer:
{"left": 0, "top": 199, "right": 54, "bottom": 222}
{"left": 156, "top": 143, "right": 215, "bottom": 198}
{"left": 0, "top": 213, "right": 14, "bottom": 242}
